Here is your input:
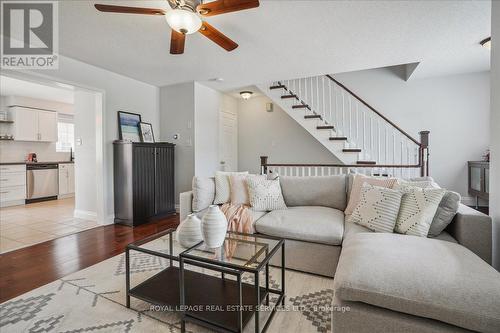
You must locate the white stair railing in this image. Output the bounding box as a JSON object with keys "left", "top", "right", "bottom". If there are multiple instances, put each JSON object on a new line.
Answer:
{"left": 270, "top": 75, "right": 428, "bottom": 178}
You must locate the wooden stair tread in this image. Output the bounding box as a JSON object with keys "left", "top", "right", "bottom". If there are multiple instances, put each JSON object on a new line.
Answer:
{"left": 317, "top": 125, "right": 334, "bottom": 129}
{"left": 292, "top": 104, "right": 309, "bottom": 109}
{"left": 304, "top": 115, "right": 322, "bottom": 119}
{"left": 343, "top": 148, "right": 362, "bottom": 152}
{"left": 329, "top": 137, "right": 348, "bottom": 141}
{"left": 281, "top": 94, "right": 297, "bottom": 99}
{"left": 357, "top": 161, "right": 377, "bottom": 165}
{"left": 270, "top": 85, "right": 286, "bottom": 90}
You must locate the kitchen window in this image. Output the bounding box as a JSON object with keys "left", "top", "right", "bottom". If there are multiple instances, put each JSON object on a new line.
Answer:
{"left": 56, "top": 114, "right": 75, "bottom": 152}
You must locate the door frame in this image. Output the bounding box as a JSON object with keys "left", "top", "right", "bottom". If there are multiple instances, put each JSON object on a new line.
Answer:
{"left": 1, "top": 70, "right": 107, "bottom": 225}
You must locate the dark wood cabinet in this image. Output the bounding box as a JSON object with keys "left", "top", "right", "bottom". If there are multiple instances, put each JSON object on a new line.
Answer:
{"left": 468, "top": 161, "right": 489, "bottom": 208}
{"left": 114, "top": 141, "right": 175, "bottom": 226}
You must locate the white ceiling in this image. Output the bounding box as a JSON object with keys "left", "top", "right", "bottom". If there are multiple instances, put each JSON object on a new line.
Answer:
{"left": 57, "top": 0, "right": 491, "bottom": 90}
{"left": 0, "top": 76, "right": 75, "bottom": 104}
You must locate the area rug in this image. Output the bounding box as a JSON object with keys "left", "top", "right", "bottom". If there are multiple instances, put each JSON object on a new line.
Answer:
{"left": 0, "top": 236, "right": 336, "bottom": 333}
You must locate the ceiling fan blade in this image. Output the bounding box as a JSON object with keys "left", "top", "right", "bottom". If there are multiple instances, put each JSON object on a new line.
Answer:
{"left": 198, "top": 22, "right": 238, "bottom": 51}
{"left": 94, "top": 4, "right": 165, "bottom": 15}
{"left": 170, "top": 30, "right": 186, "bottom": 54}
{"left": 196, "top": 0, "right": 259, "bottom": 17}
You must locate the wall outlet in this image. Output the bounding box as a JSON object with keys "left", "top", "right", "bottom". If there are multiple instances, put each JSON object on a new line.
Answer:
{"left": 76, "top": 138, "right": 83, "bottom": 145}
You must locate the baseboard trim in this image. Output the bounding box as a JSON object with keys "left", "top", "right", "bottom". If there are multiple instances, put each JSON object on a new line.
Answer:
{"left": 175, "top": 204, "right": 180, "bottom": 213}
{"left": 105, "top": 214, "right": 115, "bottom": 225}
{"left": 58, "top": 193, "right": 75, "bottom": 200}
{"left": 74, "top": 209, "right": 98, "bottom": 222}
{"left": 0, "top": 199, "right": 25, "bottom": 208}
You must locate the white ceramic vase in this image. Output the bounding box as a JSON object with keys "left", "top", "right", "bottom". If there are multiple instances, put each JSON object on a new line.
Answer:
{"left": 201, "top": 205, "right": 228, "bottom": 248}
{"left": 176, "top": 213, "right": 202, "bottom": 248}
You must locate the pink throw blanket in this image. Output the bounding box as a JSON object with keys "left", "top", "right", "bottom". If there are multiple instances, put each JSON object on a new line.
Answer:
{"left": 220, "top": 203, "right": 254, "bottom": 257}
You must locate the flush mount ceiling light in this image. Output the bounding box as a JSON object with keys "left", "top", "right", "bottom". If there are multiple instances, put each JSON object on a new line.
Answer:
{"left": 240, "top": 91, "right": 253, "bottom": 100}
{"left": 480, "top": 37, "right": 491, "bottom": 50}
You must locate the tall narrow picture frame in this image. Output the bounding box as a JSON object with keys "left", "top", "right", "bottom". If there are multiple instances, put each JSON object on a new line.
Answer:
{"left": 118, "top": 111, "right": 141, "bottom": 142}
{"left": 139, "top": 122, "right": 155, "bottom": 143}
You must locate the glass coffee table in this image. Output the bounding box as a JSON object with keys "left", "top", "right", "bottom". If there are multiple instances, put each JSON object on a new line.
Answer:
{"left": 125, "top": 229, "right": 285, "bottom": 333}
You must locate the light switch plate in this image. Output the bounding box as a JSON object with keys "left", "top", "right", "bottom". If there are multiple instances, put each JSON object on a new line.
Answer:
{"left": 76, "top": 138, "right": 83, "bottom": 145}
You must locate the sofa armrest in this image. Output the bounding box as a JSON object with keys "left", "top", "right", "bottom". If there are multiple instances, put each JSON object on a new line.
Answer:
{"left": 446, "top": 204, "right": 492, "bottom": 264}
{"left": 179, "top": 191, "right": 193, "bottom": 222}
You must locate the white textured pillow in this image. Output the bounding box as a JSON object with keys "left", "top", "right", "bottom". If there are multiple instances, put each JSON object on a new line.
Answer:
{"left": 192, "top": 177, "right": 215, "bottom": 212}
{"left": 247, "top": 177, "right": 287, "bottom": 211}
{"left": 229, "top": 174, "right": 266, "bottom": 205}
{"left": 348, "top": 184, "right": 403, "bottom": 233}
{"left": 214, "top": 171, "right": 248, "bottom": 204}
{"left": 394, "top": 186, "right": 446, "bottom": 237}
{"left": 396, "top": 179, "right": 440, "bottom": 189}
{"left": 345, "top": 174, "right": 397, "bottom": 215}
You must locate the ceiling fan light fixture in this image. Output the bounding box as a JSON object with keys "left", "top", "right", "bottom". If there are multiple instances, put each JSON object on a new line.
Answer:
{"left": 240, "top": 91, "right": 253, "bottom": 100}
{"left": 165, "top": 9, "right": 202, "bottom": 34}
{"left": 480, "top": 37, "right": 491, "bottom": 50}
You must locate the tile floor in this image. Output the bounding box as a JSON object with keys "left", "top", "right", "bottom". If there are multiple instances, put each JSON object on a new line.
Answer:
{"left": 0, "top": 198, "right": 100, "bottom": 253}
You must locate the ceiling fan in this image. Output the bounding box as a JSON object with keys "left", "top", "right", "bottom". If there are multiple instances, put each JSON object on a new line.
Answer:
{"left": 94, "top": 0, "right": 259, "bottom": 54}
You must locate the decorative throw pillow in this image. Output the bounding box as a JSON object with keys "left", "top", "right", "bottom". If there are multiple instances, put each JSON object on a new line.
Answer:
{"left": 348, "top": 184, "right": 403, "bottom": 233}
{"left": 229, "top": 174, "right": 266, "bottom": 205}
{"left": 192, "top": 176, "right": 215, "bottom": 212}
{"left": 345, "top": 174, "right": 397, "bottom": 216}
{"left": 394, "top": 186, "right": 446, "bottom": 237}
{"left": 428, "top": 191, "right": 461, "bottom": 237}
{"left": 214, "top": 171, "right": 248, "bottom": 204}
{"left": 247, "top": 177, "right": 287, "bottom": 211}
{"left": 395, "top": 179, "right": 440, "bottom": 189}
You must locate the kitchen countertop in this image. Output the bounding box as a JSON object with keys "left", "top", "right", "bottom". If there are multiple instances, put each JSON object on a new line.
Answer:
{"left": 0, "top": 161, "right": 74, "bottom": 165}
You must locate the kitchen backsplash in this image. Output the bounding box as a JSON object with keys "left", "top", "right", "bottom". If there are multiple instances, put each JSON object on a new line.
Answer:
{"left": 0, "top": 141, "right": 71, "bottom": 162}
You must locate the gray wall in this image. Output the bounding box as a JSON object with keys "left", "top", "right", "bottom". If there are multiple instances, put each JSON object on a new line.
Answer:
{"left": 159, "top": 82, "right": 195, "bottom": 204}
{"left": 238, "top": 95, "right": 341, "bottom": 174}
{"left": 490, "top": 0, "right": 500, "bottom": 270}
{"left": 334, "top": 67, "right": 490, "bottom": 199}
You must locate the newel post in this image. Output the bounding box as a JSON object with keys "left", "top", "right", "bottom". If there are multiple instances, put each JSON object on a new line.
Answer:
{"left": 260, "top": 156, "right": 268, "bottom": 175}
{"left": 419, "top": 131, "right": 430, "bottom": 177}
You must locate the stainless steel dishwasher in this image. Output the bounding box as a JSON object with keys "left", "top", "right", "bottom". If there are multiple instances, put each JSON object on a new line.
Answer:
{"left": 26, "top": 163, "right": 59, "bottom": 203}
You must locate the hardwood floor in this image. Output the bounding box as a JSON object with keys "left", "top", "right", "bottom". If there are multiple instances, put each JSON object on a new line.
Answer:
{"left": 0, "top": 214, "right": 179, "bottom": 303}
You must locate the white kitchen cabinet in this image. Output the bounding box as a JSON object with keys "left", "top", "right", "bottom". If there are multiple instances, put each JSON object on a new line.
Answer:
{"left": 0, "top": 164, "right": 26, "bottom": 207}
{"left": 37, "top": 110, "right": 57, "bottom": 142}
{"left": 58, "top": 163, "right": 75, "bottom": 197}
{"left": 11, "top": 107, "right": 38, "bottom": 141}
{"left": 11, "top": 107, "right": 57, "bottom": 142}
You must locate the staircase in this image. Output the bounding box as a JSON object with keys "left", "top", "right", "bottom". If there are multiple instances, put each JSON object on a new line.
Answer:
{"left": 256, "top": 75, "right": 429, "bottom": 178}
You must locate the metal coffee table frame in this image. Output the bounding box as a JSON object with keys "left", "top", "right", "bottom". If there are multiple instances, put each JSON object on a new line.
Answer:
{"left": 179, "top": 231, "right": 285, "bottom": 333}
{"left": 124, "top": 229, "right": 285, "bottom": 333}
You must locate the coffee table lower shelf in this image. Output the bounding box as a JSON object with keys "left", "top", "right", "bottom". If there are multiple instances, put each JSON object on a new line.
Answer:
{"left": 129, "top": 266, "right": 268, "bottom": 332}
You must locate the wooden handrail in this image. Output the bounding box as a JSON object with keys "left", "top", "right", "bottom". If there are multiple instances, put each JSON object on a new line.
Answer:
{"left": 325, "top": 74, "right": 421, "bottom": 146}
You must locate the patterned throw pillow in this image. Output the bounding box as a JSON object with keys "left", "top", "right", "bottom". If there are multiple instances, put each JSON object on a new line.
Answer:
{"left": 348, "top": 184, "right": 403, "bottom": 233}
{"left": 247, "top": 177, "right": 287, "bottom": 211}
{"left": 394, "top": 186, "right": 446, "bottom": 237}
{"left": 229, "top": 174, "right": 266, "bottom": 205}
{"left": 192, "top": 176, "right": 215, "bottom": 212}
{"left": 345, "top": 174, "right": 397, "bottom": 216}
{"left": 214, "top": 171, "right": 248, "bottom": 204}
{"left": 396, "top": 179, "right": 440, "bottom": 189}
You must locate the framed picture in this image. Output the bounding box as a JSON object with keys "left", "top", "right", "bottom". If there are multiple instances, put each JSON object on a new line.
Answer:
{"left": 118, "top": 111, "right": 141, "bottom": 142}
{"left": 139, "top": 122, "right": 155, "bottom": 143}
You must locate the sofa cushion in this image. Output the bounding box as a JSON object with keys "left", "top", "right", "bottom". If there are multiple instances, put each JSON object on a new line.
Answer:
{"left": 345, "top": 174, "right": 397, "bottom": 215}
{"left": 255, "top": 206, "right": 344, "bottom": 245}
{"left": 279, "top": 175, "right": 347, "bottom": 210}
{"left": 334, "top": 233, "right": 500, "bottom": 333}
{"left": 192, "top": 177, "right": 215, "bottom": 212}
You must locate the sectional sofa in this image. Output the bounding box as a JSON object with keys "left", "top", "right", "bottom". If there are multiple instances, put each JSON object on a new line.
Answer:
{"left": 179, "top": 175, "right": 500, "bottom": 333}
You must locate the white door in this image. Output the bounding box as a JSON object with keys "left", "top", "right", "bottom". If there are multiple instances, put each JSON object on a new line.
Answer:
{"left": 38, "top": 110, "right": 57, "bottom": 142}
{"left": 13, "top": 107, "right": 38, "bottom": 141}
{"left": 219, "top": 110, "right": 238, "bottom": 171}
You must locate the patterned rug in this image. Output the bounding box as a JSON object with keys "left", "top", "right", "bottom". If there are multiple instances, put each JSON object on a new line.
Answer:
{"left": 0, "top": 237, "right": 335, "bottom": 333}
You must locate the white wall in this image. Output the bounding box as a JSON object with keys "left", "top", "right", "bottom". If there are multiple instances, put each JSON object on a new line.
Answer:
{"left": 238, "top": 95, "right": 341, "bottom": 174}
{"left": 334, "top": 68, "right": 490, "bottom": 199}
{"left": 490, "top": 0, "right": 500, "bottom": 270}
{"left": 73, "top": 90, "right": 97, "bottom": 218}
{"left": 159, "top": 82, "right": 195, "bottom": 204}
{"left": 18, "top": 54, "right": 160, "bottom": 222}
